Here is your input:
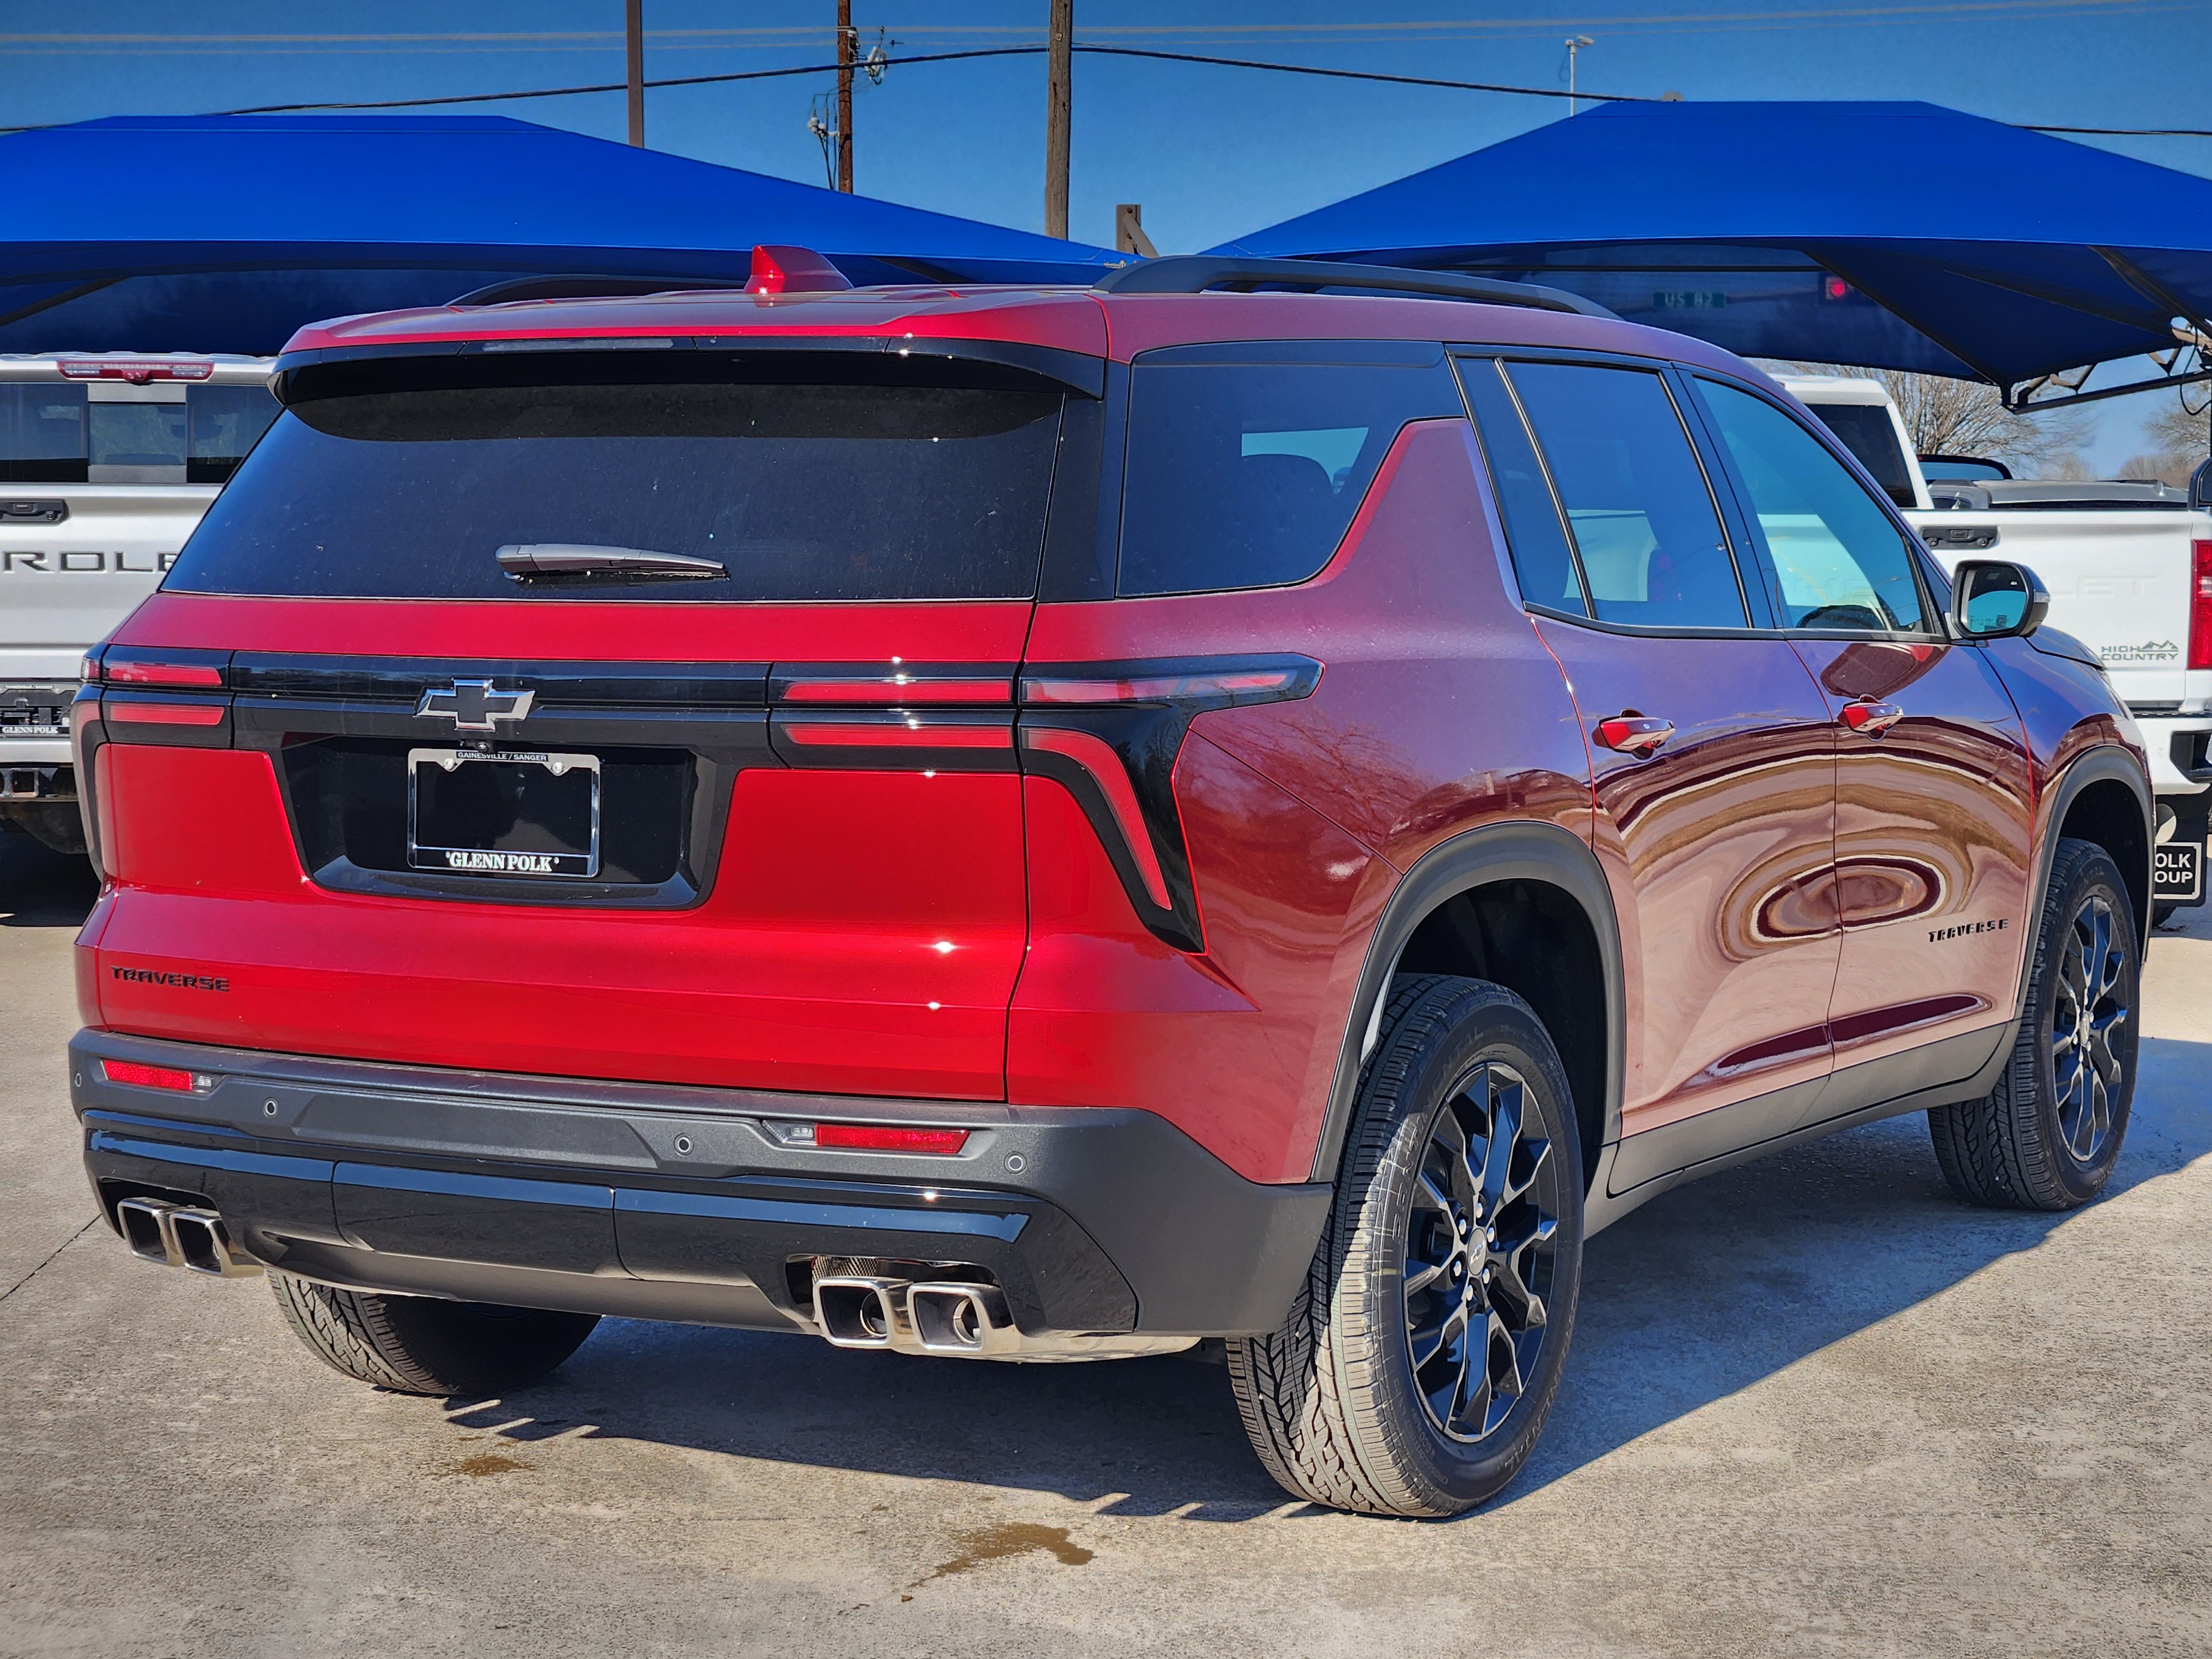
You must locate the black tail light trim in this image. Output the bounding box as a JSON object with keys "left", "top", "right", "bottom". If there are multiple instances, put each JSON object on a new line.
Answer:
{"left": 1015, "top": 655, "right": 1322, "bottom": 954}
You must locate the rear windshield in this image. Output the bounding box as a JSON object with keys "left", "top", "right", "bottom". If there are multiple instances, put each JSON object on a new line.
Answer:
{"left": 1802, "top": 401, "right": 1917, "bottom": 509}
{"left": 167, "top": 361, "right": 1066, "bottom": 602}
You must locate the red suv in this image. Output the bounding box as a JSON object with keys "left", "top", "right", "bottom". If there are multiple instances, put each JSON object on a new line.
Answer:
{"left": 70, "top": 253, "right": 2151, "bottom": 1517}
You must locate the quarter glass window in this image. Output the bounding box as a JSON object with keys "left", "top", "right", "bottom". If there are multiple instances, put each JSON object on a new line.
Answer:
{"left": 1505, "top": 362, "right": 1747, "bottom": 629}
{"left": 1460, "top": 359, "right": 1586, "bottom": 616}
{"left": 1698, "top": 379, "right": 1932, "bottom": 633}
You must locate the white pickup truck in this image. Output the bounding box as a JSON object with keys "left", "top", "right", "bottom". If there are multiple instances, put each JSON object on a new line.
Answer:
{"left": 1785, "top": 374, "right": 2212, "bottom": 922}
{"left": 0, "top": 353, "right": 278, "bottom": 853}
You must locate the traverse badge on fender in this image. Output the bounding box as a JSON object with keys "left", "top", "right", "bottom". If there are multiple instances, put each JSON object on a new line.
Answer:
{"left": 415, "top": 681, "right": 535, "bottom": 732}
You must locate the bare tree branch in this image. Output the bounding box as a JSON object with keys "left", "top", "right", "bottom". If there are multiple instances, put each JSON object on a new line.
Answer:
{"left": 1759, "top": 362, "right": 2091, "bottom": 476}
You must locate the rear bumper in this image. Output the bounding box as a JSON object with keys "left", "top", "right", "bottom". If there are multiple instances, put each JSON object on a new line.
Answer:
{"left": 70, "top": 1030, "right": 1330, "bottom": 1337}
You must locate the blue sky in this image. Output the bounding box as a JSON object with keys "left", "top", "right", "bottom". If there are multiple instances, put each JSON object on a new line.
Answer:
{"left": 9, "top": 0, "right": 2211, "bottom": 465}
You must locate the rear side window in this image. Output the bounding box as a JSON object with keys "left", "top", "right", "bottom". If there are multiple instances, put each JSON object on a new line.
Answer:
{"left": 1801, "top": 399, "right": 1918, "bottom": 509}
{"left": 0, "top": 384, "right": 88, "bottom": 482}
{"left": 1115, "top": 346, "right": 1464, "bottom": 597}
{"left": 1697, "top": 379, "right": 1933, "bottom": 633}
{"left": 188, "top": 384, "right": 281, "bottom": 484}
{"left": 1505, "top": 362, "right": 1748, "bottom": 629}
{"left": 169, "top": 361, "right": 1066, "bottom": 602}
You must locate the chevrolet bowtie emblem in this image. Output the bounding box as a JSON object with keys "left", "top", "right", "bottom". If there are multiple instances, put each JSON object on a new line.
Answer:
{"left": 416, "top": 680, "right": 535, "bottom": 732}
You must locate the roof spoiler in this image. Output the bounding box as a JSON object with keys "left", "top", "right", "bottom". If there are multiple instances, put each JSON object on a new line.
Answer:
{"left": 1093, "top": 255, "right": 1618, "bottom": 319}
{"left": 452, "top": 246, "right": 857, "bottom": 309}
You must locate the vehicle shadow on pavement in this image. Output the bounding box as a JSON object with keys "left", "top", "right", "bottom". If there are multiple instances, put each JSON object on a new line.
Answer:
{"left": 0, "top": 835, "right": 97, "bottom": 927}
{"left": 444, "top": 1029, "right": 2212, "bottom": 1523}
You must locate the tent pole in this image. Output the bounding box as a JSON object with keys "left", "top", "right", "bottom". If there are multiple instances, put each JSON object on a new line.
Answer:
{"left": 1046, "top": 0, "right": 1072, "bottom": 238}
{"left": 837, "top": 0, "right": 855, "bottom": 192}
{"left": 625, "top": 0, "right": 645, "bottom": 147}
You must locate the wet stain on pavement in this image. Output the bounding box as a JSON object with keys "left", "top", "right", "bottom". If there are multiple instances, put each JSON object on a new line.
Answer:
{"left": 445, "top": 1452, "right": 530, "bottom": 1478}
{"left": 925, "top": 1522, "right": 1094, "bottom": 1580}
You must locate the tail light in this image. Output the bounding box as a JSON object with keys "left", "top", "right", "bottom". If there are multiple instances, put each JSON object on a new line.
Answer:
{"left": 2191, "top": 539, "right": 2212, "bottom": 671}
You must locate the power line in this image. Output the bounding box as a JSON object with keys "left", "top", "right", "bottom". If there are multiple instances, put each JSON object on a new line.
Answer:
{"left": 2, "top": 41, "right": 2206, "bottom": 138}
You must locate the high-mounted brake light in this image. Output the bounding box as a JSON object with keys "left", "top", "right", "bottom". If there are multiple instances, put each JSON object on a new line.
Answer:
{"left": 101, "top": 1058, "right": 201, "bottom": 1092}
{"left": 58, "top": 359, "right": 214, "bottom": 383}
{"left": 2190, "top": 539, "right": 2212, "bottom": 671}
{"left": 810, "top": 1123, "right": 970, "bottom": 1154}
{"left": 744, "top": 244, "right": 854, "bottom": 296}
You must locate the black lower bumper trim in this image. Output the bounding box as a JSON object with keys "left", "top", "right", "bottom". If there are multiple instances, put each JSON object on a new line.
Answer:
{"left": 72, "top": 1031, "right": 1332, "bottom": 1337}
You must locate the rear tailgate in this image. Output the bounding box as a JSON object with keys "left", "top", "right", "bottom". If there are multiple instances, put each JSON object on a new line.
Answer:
{"left": 82, "top": 345, "right": 1085, "bottom": 1100}
{"left": 1915, "top": 508, "right": 2209, "bottom": 708}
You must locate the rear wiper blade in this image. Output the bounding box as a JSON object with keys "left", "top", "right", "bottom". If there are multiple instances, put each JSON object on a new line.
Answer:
{"left": 495, "top": 543, "right": 727, "bottom": 582}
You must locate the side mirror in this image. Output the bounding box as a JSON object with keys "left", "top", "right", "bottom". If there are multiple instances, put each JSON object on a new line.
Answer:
{"left": 1950, "top": 559, "right": 2049, "bottom": 640}
{"left": 2191, "top": 456, "right": 2212, "bottom": 512}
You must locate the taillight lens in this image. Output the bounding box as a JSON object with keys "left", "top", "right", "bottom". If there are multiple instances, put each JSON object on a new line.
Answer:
{"left": 2191, "top": 539, "right": 2212, "bottom": 671}
{"left": 101, "top": 661, "right": 225, "bottom": 688}
{"left": 811, "top": 1123, "right": 970, "bottom": 1155}
{"left": 101, "top": 1058, "right": 197, "bottom": 1092}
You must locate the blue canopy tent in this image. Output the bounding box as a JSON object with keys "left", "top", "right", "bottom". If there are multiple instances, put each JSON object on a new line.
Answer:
{"left": 1209, "top": 101, "right": 2212, "bottom": 410}
{"left": 0, "top": 114, "right": 1121, "bottom": 356}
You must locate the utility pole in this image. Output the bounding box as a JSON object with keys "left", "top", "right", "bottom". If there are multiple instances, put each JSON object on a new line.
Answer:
{"left": 626, "top": 0, "right": 645, "bottom": 146}
{"left": 836, "top": 0, "right": 855, "bottom": 192}
{"left": 1563, "top": 35, "right": 1593, "bottom": 118}
{"left": 1046, "top": 0, "right": 1072, "bottom": 238}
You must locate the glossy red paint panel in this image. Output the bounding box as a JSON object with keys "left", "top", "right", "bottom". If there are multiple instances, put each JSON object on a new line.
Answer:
{"left": 1792, "top": 639, "right": 2032, "bottom": 1067}
{"left": 92, "top": 749, "right": 1027, "bottom": 1099}
{"left": 111, "top": 593, "right": 1036, "bottom": 666}
{"left": 1008, "top": 737, "right": 1375, "bottom": 1182}
{"left": 1536, "top": 622, "right": 1841, "bottom": 1134}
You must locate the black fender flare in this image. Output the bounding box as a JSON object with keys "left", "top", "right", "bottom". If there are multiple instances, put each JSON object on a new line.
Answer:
{"left": 1308, "top": 820, "right": 1625, "bottom": 1185}
{"left": 2018, "top": 743, "right": 2154, "bottom": 1016}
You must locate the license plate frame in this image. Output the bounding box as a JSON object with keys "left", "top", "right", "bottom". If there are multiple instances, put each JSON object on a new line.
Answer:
{"left": 406, "top": 747, "right": 602, "bottom": 879}
{"left": 2153, "top": 839, "right": 2203, "bottom": 904}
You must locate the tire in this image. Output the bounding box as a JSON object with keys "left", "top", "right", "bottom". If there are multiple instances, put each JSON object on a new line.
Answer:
{"left": 1928, "top": 838, "right": 2140, "bottom": 1211}
{"left": 1227, "top": 975, "right": 1585, "bottom": 1517}
{"left": 1, "top": 802, "right": 86, "bottom": 857}
{"left": 269, "top": 1270, "right": 599, "bottom": 1396}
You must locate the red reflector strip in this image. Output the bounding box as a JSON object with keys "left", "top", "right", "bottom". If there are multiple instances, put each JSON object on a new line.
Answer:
{"left": 102, "top": 1058, "right": 195, "bottom": 1092}
{"left": 106, "top": 701, "right": 226, "bottom": 727}
{"left": 780, "top": 721, "right": 1011, "bottom": 748}
{"left": 780, "top": 677, "right": 1011, "bottom": 705}
{"left": 813, "top": 1123, "right": 970, "bottom": 1154}
{"left": 102, "top": 661, "right": 225, "bottom": 688}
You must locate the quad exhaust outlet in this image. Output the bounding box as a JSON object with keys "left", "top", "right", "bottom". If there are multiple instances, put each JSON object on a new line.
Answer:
{"left": 113, "top": 1198, "right": 262, "bottom": 1278}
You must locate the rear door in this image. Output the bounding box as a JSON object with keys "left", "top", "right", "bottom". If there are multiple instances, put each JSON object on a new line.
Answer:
{"left": 1463, "top": 356, "right": 1843, "bottom": 1152}
{"left": 86, "top": 345, "right": 1083, "bottom": 1100}
{"left": 1689, "top": 374, "right": 2032, "bottom": 1092}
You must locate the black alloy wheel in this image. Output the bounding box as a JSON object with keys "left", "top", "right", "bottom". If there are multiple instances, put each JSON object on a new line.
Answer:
{"left": 1930, "top": 837, "right": 2140, "bottom": 1211}
{"left": 2050, "top": 889, "right": 2130, "bottom": 1164}
{"left": 1227, "top": 975, "right": 1584, "bottom": 1517}
{"left": 1404, "top": 1059, "right": 1561, "bottom": 1443}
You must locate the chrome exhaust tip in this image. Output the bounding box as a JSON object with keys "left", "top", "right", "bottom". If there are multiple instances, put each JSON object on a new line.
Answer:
{"left": 169, "top": 1209, "right": 260, "bottom": 1277}
{"left": 114, "top": 1196, "right": 180, "bottom": 1267}
{"left": 907, "top": 1282, "right": 1016, "bottom": 1355}
{"left": 111, "top": 1199, "right": 261, "bottom": 1277}
{"left": 813, "top": 1276, "right": 906, "bottom": 1348}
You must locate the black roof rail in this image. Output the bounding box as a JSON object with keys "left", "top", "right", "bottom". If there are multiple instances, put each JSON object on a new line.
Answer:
{"left": 450, "top": 274, "right": 742, "bottom": 307}
{"left": 1093, "top": 255, "right": 1618, "bottom": 319}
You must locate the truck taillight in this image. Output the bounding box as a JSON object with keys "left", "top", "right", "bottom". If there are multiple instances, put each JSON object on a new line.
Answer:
{"left": 2193, "top": 539, "right": 2212, "bottom": 671}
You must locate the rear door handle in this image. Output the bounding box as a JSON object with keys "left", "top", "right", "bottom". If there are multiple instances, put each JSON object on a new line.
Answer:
{"left": 1840, "top": 699, "right": 1903, "bottom": 737}
{"left": 1597, "top": 714, "right": 1674, "bottom": 757}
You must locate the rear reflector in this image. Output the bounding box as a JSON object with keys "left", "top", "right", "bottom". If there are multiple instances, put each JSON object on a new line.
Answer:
{"left": 812, "top": 1123, "right": 970, "bottom": 1154}
{"left": 101, "top": 1058, "right": 197, "bottom": 1092}
{"left": 101, "top": 661, "right": 225, "bottom": 688}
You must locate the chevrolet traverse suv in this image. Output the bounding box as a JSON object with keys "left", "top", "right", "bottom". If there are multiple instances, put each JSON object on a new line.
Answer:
{"left": 70, "top": 252, "right": 2151, "bottom": 1517}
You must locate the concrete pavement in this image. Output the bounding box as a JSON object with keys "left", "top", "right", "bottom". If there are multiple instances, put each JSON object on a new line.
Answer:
{"left": 3, "top": 830, "right": 2208, "bottom": 1657}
